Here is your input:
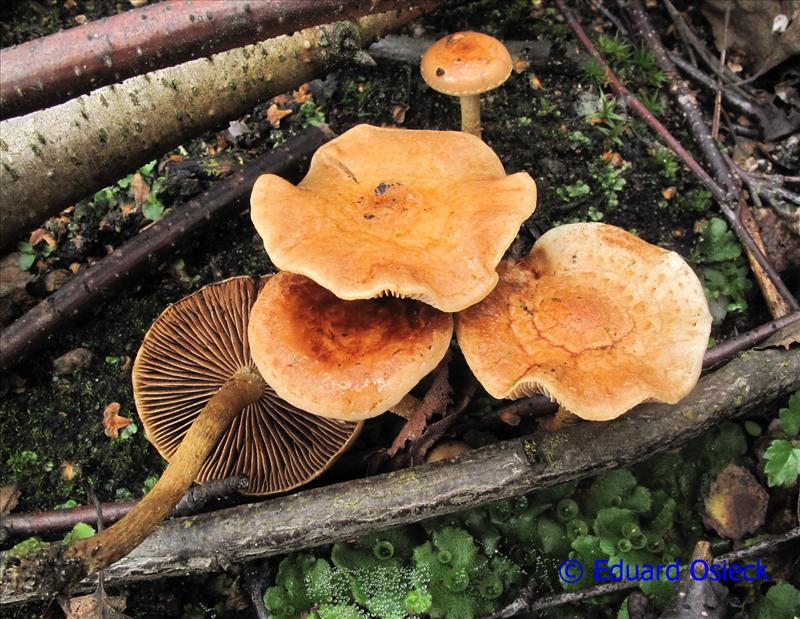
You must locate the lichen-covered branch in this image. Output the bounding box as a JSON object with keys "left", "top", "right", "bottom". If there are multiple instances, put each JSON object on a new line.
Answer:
{"left": 2, "top": 345, "right": 796, "bottom": 604}
{"left": 0, "top": 5, "right": 431, "bottom": 248}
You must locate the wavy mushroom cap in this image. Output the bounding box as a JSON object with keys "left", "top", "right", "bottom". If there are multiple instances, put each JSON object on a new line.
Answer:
{"left": 456, "top": 223, "right": 712, "bottom": 421}
{"left": 420, "top": 31, "right": 513, "bottom": 96}
{"left": 133, "top": 276, "right": 362, "bottom": 495}
{"left": 248, "top": 271, "right": 454, "bottom": 421}
{"left": 250, "top": 124, "right": 537, "bottom": 312}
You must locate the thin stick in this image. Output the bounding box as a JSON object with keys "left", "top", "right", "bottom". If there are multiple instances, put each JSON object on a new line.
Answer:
{"left": 554, "top": 0, "right": 798, "bottom": 312}
{"left": 703, "top": 312, "right": 800, "bottom": 368}
{"left": 0, "top": 475, "right": 249, "bottom": 542}
{"left": 710, "top": 1, "right": 731, "bottom": 140}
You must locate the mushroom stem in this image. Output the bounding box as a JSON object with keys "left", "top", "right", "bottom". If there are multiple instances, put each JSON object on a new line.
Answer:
{"left": 459, "top": 94, "right": 482, "bottom": 137}
{"left": 69, "top": 366, "right": 264, "bottom": 572}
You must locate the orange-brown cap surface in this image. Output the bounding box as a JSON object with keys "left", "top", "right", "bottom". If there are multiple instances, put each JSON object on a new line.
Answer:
{"left": 248, "top": 271, "right": 454, "bottom": 421}
{"left": 420, "top": 32, "right": 513, "bottom": 95}
{"left": 456, "top": 223, "right": 712, "bottom": 421}
{"left": 133, "top": 276, "right": 362, "bottom": 495}
{"left": 251, "top": 124, "right": 537, "bottom": 312}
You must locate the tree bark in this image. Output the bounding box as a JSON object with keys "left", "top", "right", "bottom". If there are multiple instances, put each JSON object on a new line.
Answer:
{"left": 0, "top": 1, "right": 432, "bottom": 120}
{"left": 2, "top": 345, "right": 796, "bottom": 604}
{"left": 0, "top": 4, "right": 432, "bottom": 249}
{"left": 0, "top": 125, "right": 335, "bottom": 371}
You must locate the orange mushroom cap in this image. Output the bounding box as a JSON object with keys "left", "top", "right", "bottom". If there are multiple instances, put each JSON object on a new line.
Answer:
{"left": 456, "top": 223, "right": 712, "bottom": 421}
{"left": 420, "top": 31, "right": 513, "bottom": 96}
{"left": 248, "top": 271, "right": 454, "bottom": 421}
{"left": 133, "top": 276, "right": 362, "bottom": 495}
{"left": 251, "top": 124, "right": 537, "bottom": 312}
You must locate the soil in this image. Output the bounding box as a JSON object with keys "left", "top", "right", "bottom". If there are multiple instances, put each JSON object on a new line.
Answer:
{"left": 0, "top": 0, "right": 794, "bottom": 617}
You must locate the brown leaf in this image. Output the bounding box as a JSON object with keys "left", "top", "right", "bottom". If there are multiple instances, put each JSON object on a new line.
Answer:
{"left": 662, "top": 186, "right": 677, "bottom": 200}
{"left": 59, "top": 591, "right": 129, "bottom": 618}
{"left": 513, "top": 56, "right": 529, "bottom": 73}
{"left": 600, "top": 150, "right": 626, "bottom": 167}
{"left": 292, "top": 83, "right": 313, "bottom": 104}
{"left": 0, "top": 484, "right": 21, "bottom": 517}
{"left": 391, "top": 103, "right": 409, "bottom": 125}
{"left": 703, "top": 463, "right": 768, "bottom": 540}
{"left": 266, "top": 103, "right": 292, "bottom": 128}
{"left": 130, "top": 173, "right": 149, "bottom": 208}
{"left": 29, "top": 228, "right": 56, "bottom": 248}
{"left": 103, "top": 402, "right": 131, "bottom": 438}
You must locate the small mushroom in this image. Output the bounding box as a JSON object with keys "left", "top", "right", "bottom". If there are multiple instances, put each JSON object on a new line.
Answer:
{"left": 248, "top": 272, "right": 453, "bottom": 420}
{"left": 68, "top": 276, "right": 361, "bottom": 573}
{"left": 456, "top": 223, "right": 712, "bottom": 421}
{"left": 425, "top": 440, "right": 471, "bottom": 463}
{"left": 251, "top": 124, "right": 537, "bottom": 313}
{"left": 420, "top": 31, "right": 513, "bottom": 137}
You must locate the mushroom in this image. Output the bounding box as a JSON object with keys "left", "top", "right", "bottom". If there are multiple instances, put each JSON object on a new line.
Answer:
{"left": 420, "top": 31, "right": 513, "bottom": 137}
{"left": 425, "top": 440, "right": 471, "bottom": 463}
{"left": 248, "top": 271, "right": 453, "bottom": 420}
{"left": 68, "top": 276, "right": 361, "bottom": 573}
{"left": 251, "top": 124, "right": 537, "bottom": 313}
{"left": 455, "top": 223, "right": 712, "bottom": 421}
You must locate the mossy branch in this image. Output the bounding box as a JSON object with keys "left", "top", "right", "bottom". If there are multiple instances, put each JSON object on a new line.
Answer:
{"left": 2, "top": 345, "right": 797, "bottom": 604}
{"left": 0, "top": 5, "right": 430, "bottom": 248}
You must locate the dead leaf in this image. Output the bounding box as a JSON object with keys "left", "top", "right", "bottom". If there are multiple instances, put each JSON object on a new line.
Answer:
{"left": 0, "top": 484, "right": 21, "bottom": 517}
{"left": 601, "top": 150, "right": 626, "bottom": 167}
{"left": 103, "top": 402, "right": 131, "bottom": 438}
{"left": 63, "top": 0, "right": 76, "bottom": 8}
{"left": 74, "top": 14, "right": 87, "bottom": 25}
{"left": 53, "top": 347, "right": 94, "bottom": 375}
{"left": 292, "top": 83, "right": 313, "bottom": 104}
{"left": 754, "top": 207, "right": 800, "bottom": 272}
{"left": 391, "top": 103, "right": 409, "bottom": 125}
{"left": 59, "top": 590, "right": 129, "bottom": 618}
{"left": 662, "top": 186, "right": 677, "bottom": 200}
{"left": 130, "top": 173, "right": 149, "bottom": 208}
{"left": 119, "top": 203, "right": 135, "bottom": 218}
{"left": 61, "top": 462, "right": 80, "bottom": 481}
{"left": 703, "top": 463, "right": 768, "bottom": 540}
{"left": 529, "top": 75, "right": 542, "bottom": 90}
{"left": 513, "top": 56, "right": 529, "bottom": 73}
{"left": 266, "top": 103, "right": 292, "bottom": 128}
{"left": 29, "top": 228, "right": 56, "bottom": 248}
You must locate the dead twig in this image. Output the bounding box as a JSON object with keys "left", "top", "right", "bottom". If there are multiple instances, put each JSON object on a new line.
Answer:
{"left": 556, "top": 0, "right": 797, "bottom": 313}
{"left": 0, "top": 474, "right": 249, "bottom": 543}
{"left": 703, "top": 313, "right": 800, "bottom": 369}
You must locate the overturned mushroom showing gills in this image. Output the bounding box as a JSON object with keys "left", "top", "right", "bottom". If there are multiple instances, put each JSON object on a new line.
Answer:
{"left": 420, "top": 31, "right": 512, "bottom": 137}
{"left": 456, "top": 223, "right": 712, "bottom": 421}
{"left": 251, "top": 124, "right": 537, "bottom": 312}
{"left": 61, "top": 277, "right": 360, "bottom": 577}
{"left": 248, "top": 272, "right": 453, "bottom": 420}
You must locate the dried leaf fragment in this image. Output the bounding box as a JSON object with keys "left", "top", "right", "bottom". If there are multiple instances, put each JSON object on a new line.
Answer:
{"left": 0, "top": 484, "right": 21, "bottom": 517}
{"left": 703, "top": 463, "right": 768, "bottom": 540}
{"left": 130, "top": 173, "right": 149, "bottom": 208}
{"left": 103, "top": 402, "right": 131, "bottom": 438}
{"left": 266, "top": 103, "right": 292, "bottom": 128}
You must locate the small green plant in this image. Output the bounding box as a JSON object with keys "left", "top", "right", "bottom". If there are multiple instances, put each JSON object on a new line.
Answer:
{"left": 692, "top": 217, "right": 752, "bottom": 320}
{"left": 756, "top": 581, "right": 800, "bottom": 619}
{"left": 597, "top": 34, "right": 632, "bottom": 64}
{"left": 557, "top": 180, "right": 591, "bottom": 201}
{"left": 581, "top": 58, "right": 607, "bottom": 85}
{"left": 763, "top": 392, "right": 800, "bottom": 488}
{"left": 652, "top": 146, "right": 678, "bottom": 179}
{"left": 590, "top": 160, "right": 630, "bottom": 210}
{"left": 586, "top": 96, "right": 627, "bottom": 146}
{"left": 299, "top": 100, "right": 326, "bottom": 128}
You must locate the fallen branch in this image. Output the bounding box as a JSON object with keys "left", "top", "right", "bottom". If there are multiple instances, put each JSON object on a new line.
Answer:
{"left": 0, "top": 0, "right": 428, "bottom": 120}
{"left": 555, "top": 0, "right": 798, "bottom": 314}
{"left": 2, "top": 345, "right": 796, "bottom": 604}
{"left": 0, "top": 5, "right": 432, "bottom": 249}
{"left": 0, "top": 475, "right": 249, "bottom": 544}
{"left": 0, "top": 125, "right": 334, "bottom": 371}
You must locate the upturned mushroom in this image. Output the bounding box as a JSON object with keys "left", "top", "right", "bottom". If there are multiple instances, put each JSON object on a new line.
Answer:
{"left": 250, "top": 124, "right": 537, "bottom": 313}
{"left": 248, "top": 271, "right": 453, "bottom": 420}
{"left": 456, "top": 223, "right": 712, "bottom": 421}
{"left": 39, "top": 276, "right": 361, "bottom": 582}
{"left": 420, "top": 31, "right": 513, "bottom": 137}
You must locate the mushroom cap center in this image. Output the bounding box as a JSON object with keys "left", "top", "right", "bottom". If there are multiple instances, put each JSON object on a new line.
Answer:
{"left": 509, "top": 273, "right": 634, "bottom": 355}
